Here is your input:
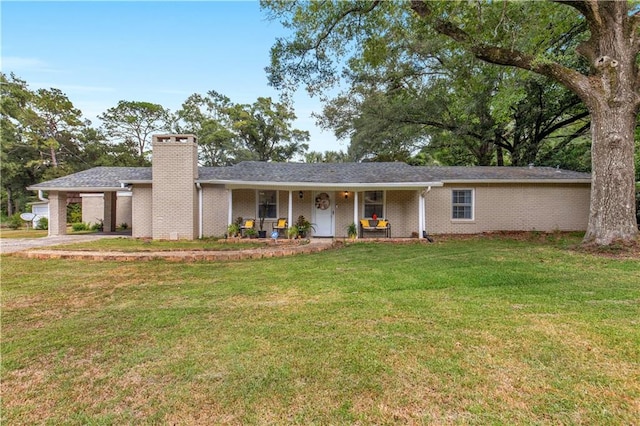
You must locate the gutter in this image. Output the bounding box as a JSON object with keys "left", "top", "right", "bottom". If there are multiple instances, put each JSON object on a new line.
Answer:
{"left": 27, "top": 186, "right": 125, "bottom": 192}
{"left": 197, "top": 180, "right": 445, "bottom": 191}
{"left": 440, "top": 179, "right": 591, "bottom": 184}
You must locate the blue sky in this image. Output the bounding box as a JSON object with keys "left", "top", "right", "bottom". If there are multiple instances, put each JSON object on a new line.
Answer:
{"left": 1, "top": 1, "right": 345, "bottom": 153}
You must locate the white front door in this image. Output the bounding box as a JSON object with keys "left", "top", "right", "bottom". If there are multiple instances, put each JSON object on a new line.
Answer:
{"left": 313, "top": 192, "right": 333, "bottom": 237}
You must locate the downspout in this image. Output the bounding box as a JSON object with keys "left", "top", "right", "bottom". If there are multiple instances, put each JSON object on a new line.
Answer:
{"left": 196, "top": 183, "right": 203, "bottom": 239}
{"left": 38, "top": 190, "right": 48, "bottom": 202}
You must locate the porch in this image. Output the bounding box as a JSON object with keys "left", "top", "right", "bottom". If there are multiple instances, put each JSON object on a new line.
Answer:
{"left": 202, "top": 186, "right": 435, "bottom": 240}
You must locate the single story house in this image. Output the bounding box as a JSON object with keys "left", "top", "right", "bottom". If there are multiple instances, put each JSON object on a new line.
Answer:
{"left": 28, "top": 134, "right": 592, "bottom": 240}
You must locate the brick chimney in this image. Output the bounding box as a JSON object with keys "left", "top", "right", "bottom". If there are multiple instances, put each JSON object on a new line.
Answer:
{"left": 151, "top": 134, "right": 198, "bottom": 240}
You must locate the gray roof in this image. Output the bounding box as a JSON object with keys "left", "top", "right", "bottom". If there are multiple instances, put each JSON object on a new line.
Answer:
{"left": 199, "top": 161, "right": 590, "bottom": 184}
{"left": 28, "top": 162, "right": 591, "bottom": 191}
{"left": 27, "top": 167, "right": 150, "bottom": 191}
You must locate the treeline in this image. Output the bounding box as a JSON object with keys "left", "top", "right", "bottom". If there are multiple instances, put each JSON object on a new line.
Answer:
{"left": 0, "top": 74, "right": 345, "bottom": 216}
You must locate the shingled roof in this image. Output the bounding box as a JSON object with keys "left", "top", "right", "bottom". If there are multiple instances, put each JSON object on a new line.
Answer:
{"left": 198, "top": 161, "right": 590, "bottom": 184}
{"left": 27, "top": 167, "right": 150, "bottom": 191}
{"left": 28, "top": 162, "right": 591, "bottom": 191}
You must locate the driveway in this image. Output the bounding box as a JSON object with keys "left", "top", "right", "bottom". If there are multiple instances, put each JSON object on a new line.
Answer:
{"left": 1, "top": 234, "right": 127, "bottom": 254}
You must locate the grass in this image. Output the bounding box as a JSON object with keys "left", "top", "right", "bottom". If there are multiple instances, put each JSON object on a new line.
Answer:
{"left": 39, "top": 237, "right": 272, "bottom": 252}
{"left": 2, "top": 236, "right": 639, "bottom": 424}
{"left": 0, "top": 229, "right": 48, "bottom": 239}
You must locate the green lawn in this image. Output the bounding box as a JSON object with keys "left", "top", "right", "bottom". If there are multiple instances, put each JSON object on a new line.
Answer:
{"left": 0, "top": 229, "right": 48, "bottom": 239}
{"left": 2, "top": 237, "right": 639, "bottom": 425}
{"left": 40, "top": 237, "right": 273, "bottom": 252}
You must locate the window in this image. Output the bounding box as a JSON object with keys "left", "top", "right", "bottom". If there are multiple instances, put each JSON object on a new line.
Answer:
{"left": 452, "top": 189, "right": 473, "bottom": 220}
{"left": 258, "top": 190, "right": 277, "bottom": 219}
{"left": 364, "top": 191, "right": 384, "bottom": 218}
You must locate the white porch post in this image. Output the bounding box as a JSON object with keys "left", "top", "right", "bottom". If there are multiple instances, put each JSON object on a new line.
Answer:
{"left": 418, "top": 189, "right": 425, "bottom": 239}
{"left": 227, "top": 189, "right": 233, "bottom": 225}
{"left": 288, "top": 190, "right": 293, "bottom": 229}
{"left": 353, "top": 191, "right": 359, "bottom": 237}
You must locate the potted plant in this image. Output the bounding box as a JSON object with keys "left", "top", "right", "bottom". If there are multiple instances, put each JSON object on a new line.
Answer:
{"left": 295, "top": 215, "right": 315, "bottom": 238}
{"left": 244, "top": 228, "right": 258, "bottom": 239}
{"left": 287, "top": 225, "right": 299, "bottom": 239}
{"left": 227, "top": 222, "right": 240, "bottom": 238}
{"left": 347, "top": 222, "right": 358, "bottom": 240}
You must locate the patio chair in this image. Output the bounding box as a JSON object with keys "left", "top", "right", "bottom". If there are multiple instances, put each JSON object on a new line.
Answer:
{"left": 375, "top": 219, "right": 391, "bottom": 238}
{"left": 272, "top": 218, "right": 287, "bottom": 236}
{"left": 240, "top": 218, "right": 255, "bottom": 237}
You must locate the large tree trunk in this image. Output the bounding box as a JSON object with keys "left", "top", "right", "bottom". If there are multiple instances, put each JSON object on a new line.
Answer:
{"left": 583, "top": 104, "right": 638, "bottom": 245}
{"left": 410, "top": 0, "right": 639, "bottom": 245}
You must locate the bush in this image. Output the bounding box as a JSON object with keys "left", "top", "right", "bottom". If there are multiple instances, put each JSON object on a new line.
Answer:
{"left": 91, "top": 219, "right": 103, "bottom": 232}
{"left": 67, "top": 203, "right": 82, "bottom": 224}
{"left": 7, "top": 213, "right": 23, "bottom": 230}
{"left": 36, "top": 217, "right": 48, "bottom": 230}
{"left": 72, "top": 222, "right": 89, "bottom": 231}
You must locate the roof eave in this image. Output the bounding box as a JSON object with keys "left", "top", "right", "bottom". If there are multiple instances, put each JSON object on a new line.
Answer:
{"left": 196, "top": 179, "right": 444, "bottom": 190}
{"left": 441, "top": 179, "right": 591, "bottom": 184}
{"left": 120, "top": 179, "right": 152, "bottom": 185}
{"left": 27, "top": 186, "right": 125, "bottom": 192}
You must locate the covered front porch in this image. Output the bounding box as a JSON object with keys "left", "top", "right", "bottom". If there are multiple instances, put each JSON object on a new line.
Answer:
{"left": 201, "top": 184, "right": 440, "bottom": 240}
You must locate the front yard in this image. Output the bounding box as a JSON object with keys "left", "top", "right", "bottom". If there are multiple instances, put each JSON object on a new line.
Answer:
{"left": 2, "top": 236, "right": 638, "bottom": 424}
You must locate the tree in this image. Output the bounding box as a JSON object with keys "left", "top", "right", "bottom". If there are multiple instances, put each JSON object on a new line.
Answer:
{"left": 304, "top": 150, "right": 350, "bottom": 163}
{"left": 174, "top": 92, "right": 237, "bottom": 166}
{"left": 263, "top": 0, "right": 639, "bottom": 246}
{"left": 21, "top": 87, "right": 84, "bottom": 170}
{"left": 99, "top": 101, "right": 171, "bottom": 160}
{"left": 1, "top": 74, "right": 88, "bottom": 215}
{"left": 223, "top": 97, "right": 310, "bottom": 162}
{"left": 1, "top": 73, "right": 34, "bottom": 216}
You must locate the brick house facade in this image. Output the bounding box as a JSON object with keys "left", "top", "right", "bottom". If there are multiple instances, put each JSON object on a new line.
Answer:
{"left": 28, "top": 134, "right": 592, "bottom": 240}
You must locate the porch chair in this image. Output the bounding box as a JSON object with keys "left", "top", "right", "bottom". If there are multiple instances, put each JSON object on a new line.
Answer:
{"left": 240, "top": 218, "right": 255, "bottom": 237}
{"left": 359, "top": 218, "right": 391, "bottom": 238}
{"left": 272, "top": 218, "right": 288, "bottom": 237}
{"left": 375, "top": 219, "right": 391, "bottom": 238}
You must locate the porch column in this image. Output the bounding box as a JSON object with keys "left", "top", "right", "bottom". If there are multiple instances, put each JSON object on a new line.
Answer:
{"left": 227, "top": 190, "right": 233, "bottom": 225}
{"left": 418, "top": 189, "right": 425, "bottom": 239}
{"left": 288, "top": 191, "right": 293, "bottom": 229}
{"left": 48, "top": 191, "right": 67, "bottom": 236}
{"left": 353, "top": 191, "right": 359, "bottom": 237}
{"left": 103, "top": 191, "right": 117, "bottom": 233}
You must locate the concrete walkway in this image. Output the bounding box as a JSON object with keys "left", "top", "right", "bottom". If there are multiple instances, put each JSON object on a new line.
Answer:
{"left": 5, "top": 236, "right": 336, "bottom": 261}
{"left": 1, "top": 234, "right": 125, "bottom": 254}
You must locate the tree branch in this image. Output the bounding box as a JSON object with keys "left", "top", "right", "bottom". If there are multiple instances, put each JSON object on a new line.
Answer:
{"left": 312, "top": 1, "right": 381, "bottom": 51}
{"left": 410, "top": 1, "right": 593, "bottom": 102}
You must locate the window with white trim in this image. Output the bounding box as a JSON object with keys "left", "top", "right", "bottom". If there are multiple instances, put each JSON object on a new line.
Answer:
{"left": 257, "top": 190, "right": 277, "bottom": 219}
{"left": 364, "top": 191, "right": 384, "bottom": 218}
{"left": 452, "top": 189, "right": 473, "bottom": 220}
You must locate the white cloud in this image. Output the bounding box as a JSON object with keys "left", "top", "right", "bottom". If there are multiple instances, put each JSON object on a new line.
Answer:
{"left": 1, "top": 56, "right": 59, "bottom": 73}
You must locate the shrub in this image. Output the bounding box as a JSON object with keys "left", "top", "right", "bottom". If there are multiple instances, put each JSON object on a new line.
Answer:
{"left": 7, "top": 213, "right": 23, "bottom": 230}
{"left": 91, "top": 219, "right": 104, "bottom": 232}
{"left": 35, "top": 217, "right": 48, "bottom": 230}
{"left": 67, "top": 203, "right": 82, "bottom": 224}
{"left": 120, "top": 222, "right": 129, "bottom": 230}
{"left": 72, "top": 222, "right": 89, "bottom": 231}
